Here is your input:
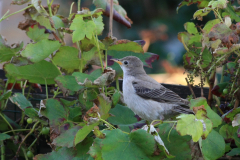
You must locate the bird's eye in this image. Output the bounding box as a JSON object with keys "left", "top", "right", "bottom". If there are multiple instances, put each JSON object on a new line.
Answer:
{"left": 124, "top": 61, "right": 128, "bottom": 65}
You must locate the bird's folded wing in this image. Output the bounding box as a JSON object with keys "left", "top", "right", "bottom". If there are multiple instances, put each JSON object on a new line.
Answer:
{"left": 132, "top": 80, "right": 189, "bottom": 106}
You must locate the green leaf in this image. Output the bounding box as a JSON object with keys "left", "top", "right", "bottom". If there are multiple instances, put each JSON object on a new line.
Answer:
{"left": 208, "top": 0, "right": 227, "bottom": 9}
{"left": 53, "top": 46, "right": 80, "bottom": 73}
{"left": 73, "top": 137, "right": 93, "bottom": 160}
{"left": 26, "top": 25, "right": 49, "bottom": 42}
{"left": 40, "top": 99, "right": 67, "bottom": 127}
{"left": 24, "top": 108, "right": 48, "bottom": 125}
{"left": 70, "top": 15, "right": 96, "bottom": 43}
{"left": 98, "top": 93, "right": 112, "bottom": 120}
{"left": 0, "top": 35, "right": 23, "bottom": 62}
{"left": 11, "top": 0, "right": 30, "bottom": 5}
{"left": 225, "top": 143, "right": 231, "bottom": 152}
{"left": 108, "top": 104, "right": 145, "bottom": 133}
{"left": 74, "top": 123, "right": 98, "bottom": 146}
{"left": 203, "top": 19, "right": 220, "bottom": 34}
{"left": 52, "top": 15, "right": 65, "bottom": 29}
{"left": 68, "top": 107, "right": 82, "bottom": 121}
{"left": 22, "top": 39, "right": 61, "bottom": 63}
{"left": 4, "top": 60, "right": 61, "bottom": 84}
{"left": 112, "top": 90, "right": 121, "bottom": 106}
{"left": 52, "top": 125, "right": 81, "bottom": 148}
{"left": 190, "top": 97, "right": 222, "bottom": 128}
{"left": 36, "top": 15, "right": 52, "bottom": 30}
{"left": 108, "top": 50, "right": 159, "bottom": 76}
{"left": 184, "top": 22, "right": 198, "bottom": 35}
{"left": 0, "top": 90, "right": 12, "bottom": 102}
{"left": 108, "top": 40, "right": 144, "bottom": 53}
{"left": 55, "top": 75, "right": 82, "bottom": 93}
{"left": 158, "top": 123, "right": 192, "bottom": 160}
{"left": 82, "top": 47, "right": 98, "bottom": 62}
{"left": 9, "top": 93, "right": 33, "bottom": 111}
{"left": 219, "top": 124, "right": 238, "bottom": 139}
{"left": 201, "top": 47, "right": 212, "bottom": 69}
{"left": 176, "top": 114, "right": 203, "bottom": 142}
{"left": 226, "top": 108, "right": 240, "bottom": 121}
{"left": 227, "top": 148, "right": 240, "bottom": 156}
{"left": 0, "top": 133, "right": 11, "bottom": 141}
{"left": 201, "top": 130, "right": 225, "bottom": 160}
{"left": 89, "top": 138, "right": 103, "bottom": 160}
{"left": 193, "top": 9, "right": 211, "bottom": 20}
{"left": 233, "top": 133, "right": 240, "bottom": 148}
{"left": 92, "top": 15, "right": 104, "bottom": 35}
{"left": 100, "top": 129, "right": 155, "bottom": 160}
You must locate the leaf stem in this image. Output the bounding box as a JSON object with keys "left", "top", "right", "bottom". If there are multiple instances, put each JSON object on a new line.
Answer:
{"left": 45, "top": 79, "right": 48, "bottom": 99}
{"left": 47, "top": 0, "right": 53, "bottom": 17}
{"left": 93, "top": 34, "right": 104, "bottom": 71}
{"left": 0, "top": 113, "right": 15, "bottom": 135}
{"left": 28, "top": 131, "right": 42, "bottom": 150}
{"left": 78, "top": 0, "right": 81, "bottom": 12}
{"left": 167, "top": 122, "right": 176, "bottom": 142}
{"left": 0, "top": 5, "right": 33, "bottom": 22}
{"left": 69, "top": 2, "right": 75, "bottom": 16}
{"left": 1, "top": 141, "right": 5, "bottom": 160}
{"left": 16, "top": 121, "right": 40, "bottom": 157}
{"left": 21, "top": 147, "right": 28, "bottom": 160}
{"left": 100, "top": 118, "right": 116, "bottom": 130}
{"left": 208, "top": 54, "right": 227, "bottom": 73}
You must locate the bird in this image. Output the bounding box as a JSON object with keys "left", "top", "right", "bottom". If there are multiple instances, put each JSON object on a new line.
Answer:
{"left": 111, "top": 56, "right": 193, "bottom": 122}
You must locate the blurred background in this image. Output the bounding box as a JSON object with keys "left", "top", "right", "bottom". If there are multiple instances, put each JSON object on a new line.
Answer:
{"left": 0, "top": 0, "right": 218, "bottom": 85}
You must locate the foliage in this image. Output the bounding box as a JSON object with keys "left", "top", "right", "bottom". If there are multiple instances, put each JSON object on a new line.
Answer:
{"left": 0, "top": 0, "right": 239, "bottom": 160}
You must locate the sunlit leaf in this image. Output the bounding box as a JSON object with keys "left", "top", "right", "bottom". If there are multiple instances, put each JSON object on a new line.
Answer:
{"left": 22, "top": 39, "right": 61, "bottom": 63}
{"left": 4, "top": 60, "right": 61, "bottom": 84}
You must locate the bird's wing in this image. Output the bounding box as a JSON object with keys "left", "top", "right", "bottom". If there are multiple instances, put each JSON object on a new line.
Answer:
{"left": 132, "top": 80, "right": 189, "bottom": 106}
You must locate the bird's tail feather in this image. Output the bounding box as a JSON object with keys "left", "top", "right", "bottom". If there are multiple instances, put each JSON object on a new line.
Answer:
{"left": 173, "top": 106, "right": 194, "bottom": 114}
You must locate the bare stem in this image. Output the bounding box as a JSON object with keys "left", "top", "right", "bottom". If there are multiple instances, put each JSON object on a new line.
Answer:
{"left": 0, "top": 5, "right": 33, "bottom": 22}
{"left": 109, "top": 0, "right": 113, "bottom": 37}
{"left": 0, "top": 113, "right": 15, "bottom": 135}
{"left": 1, "top": 141, "right": 5, "bottom": 160}
{"left": 78, "top": 0, "right": 81, "bottom": 12}
{"left": 208, "top": 70, "right": 216, "bottom": 106}
{"left": 185, "top": 78, "right": 196, "bottom": 98}
{"left": 16, "top": 121, "right": 40, "bottom": 157}
{"left": 45, "top": 79, "right": 48, "bottom": 99}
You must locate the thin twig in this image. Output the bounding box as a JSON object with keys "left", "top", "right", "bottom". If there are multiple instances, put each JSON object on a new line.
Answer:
{"left": 200, "top": 74, "right": 204, "bottom": 97}
{"left": 0, "top": 113, "right": 15, "bottom": 135}
{"left": 109, "top": 0, "right": 113, "bottom": 37}
{"left": 185, "top": 78, "right": 196, "bottom": 98}
{"left": 15, "top": 122, "right": 40, "bottom": 157}
{"left": 208, "top": 70, "right": 215, "bottom": 106}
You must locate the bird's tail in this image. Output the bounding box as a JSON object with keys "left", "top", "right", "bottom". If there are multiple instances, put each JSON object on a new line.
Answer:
{"left": 172, "top": 105, "right": 194, "bottom": 114}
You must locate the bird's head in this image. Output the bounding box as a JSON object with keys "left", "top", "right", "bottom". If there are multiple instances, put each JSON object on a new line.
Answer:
{"left": 111, "top": 56, "right": 145, "bottom": 75}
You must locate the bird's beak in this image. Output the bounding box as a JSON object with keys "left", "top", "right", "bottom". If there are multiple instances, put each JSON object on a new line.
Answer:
{"left": 111, "top": 59, "right": 123, "bottom": 65}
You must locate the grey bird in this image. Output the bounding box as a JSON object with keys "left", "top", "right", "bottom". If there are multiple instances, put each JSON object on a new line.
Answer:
{"left": 112, "top": 56, "right": 193, "bottom": 122}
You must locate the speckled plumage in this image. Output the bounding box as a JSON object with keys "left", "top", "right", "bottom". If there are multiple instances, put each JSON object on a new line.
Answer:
{"left": 113, "top": 56, "right": 192, "bottom": 122}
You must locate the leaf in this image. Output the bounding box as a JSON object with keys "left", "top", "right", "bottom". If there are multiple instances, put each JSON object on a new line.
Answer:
{"left": 52, "top": 125, "right": 81, "bottom": 148}
{"left": 9, "top": 93, "right": 33, "bottom": 111}
{"left": 4, "top": 60, "right": 61, "bottom": 84}
{"left": 112, "top": 90, "right": 121, "bottom": 106}
{"left": 93, "top": 0, "right": 132, "bottom": 28}
{"left": 107, "top": 50, "right": 159, "bottom": 76}
{"left": 97, "top": 93, "right": 112, "bottom": 120}
{"left": 208, "top": 23, "right": 239, "bottom": 48}
{"left": 22, "top": 39, "right": 61, "bottom": 63}
{"left": 214, "top": 44, "right": 240, "bottom": 55}
{"left": 227, "top": 62, "right": 236, "bottom": 73}
{"left": 108, "top": 104, "right": 145, "bottom": 132}
{"left": 208, "top": 0, "right": 227, "bottom": 9}
{"left": 201, "top": 130, "right": 225, "bottom": 160}
{"left": 24, "top": 108, "right": 47, "bottom": 125}
{"left": 89, "top": 138, "right": 103, "bottom": 160}
{"left": 26, "top": 25, "right": 49, "bottom": 42}
{"left": 0, "top": 133, "right": 11, "bottom": 141}
{"left": 31, "top": 0, "right": 48, "bottom": 17}
{"left": 225, "top": 143, "right": 231, "bottom": 152}
{"left": 0, "top": 90, "right": 12, "bottom": 102}
{"left": 219, "top": 124, "right": 238, "bottom": 139}
{"left": 177, "top": 0, "right": 210, "bottom": 12}
{"left": 211, "top": 82, "right": 229, "bottom": 97}
{"left": 176, "top": 114, "right": 203, "bottom": 142}
{"left": 40, "top": 99, "right": 67, "bottom": 127}
{"left": 11, "top": 0, "right": 30, "bottom": 5}
{"left": 52, "top": 15, "right": 65, "bottom": 29}
{"left": 108, "top": 40, "right": 144, "bottom": 53}
{"left": 53, "top": 46, "right": 81, "bottom": 73}
{"left": 55, "top": 75, "right": 82, "bottom": 96}
{"left": 68, "top": 107, "right": 82, "bottom": 121}
{"left": 35, "top": 15, "right": 53, "bottom": 30}
{"left": 227, "top": 148, "right": 240, "bottom": 156}
{"left": 92, "top": 15, "right": 104, "bottom": 35}
{"left": 70, "top": 15, "right": 96, "bottom": 43}
{"left": 201, "top": 47, "right": 212, "bottom": 69}
{"left": 74, "top": 123, "right": 98, "bottom": 146}
{"left": 190, "top": 97, "right": 222, "bottom": 128}
{"left": 193, "top": 9, "right": 211, "bottom": 20}
{"left": 158, "top": 123, "right": 192, "bottom": 160}
{"left": 232, "top": 113, "right": 240, "bottom": 127}
{"left": 0, "top": 35, "right": 24, "bottom": 62}
{"left": 100, "top": 129, "right": 155, "bottom": 160}
{"left": 184, "top": 22, "right": 198, "bottom": 35}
